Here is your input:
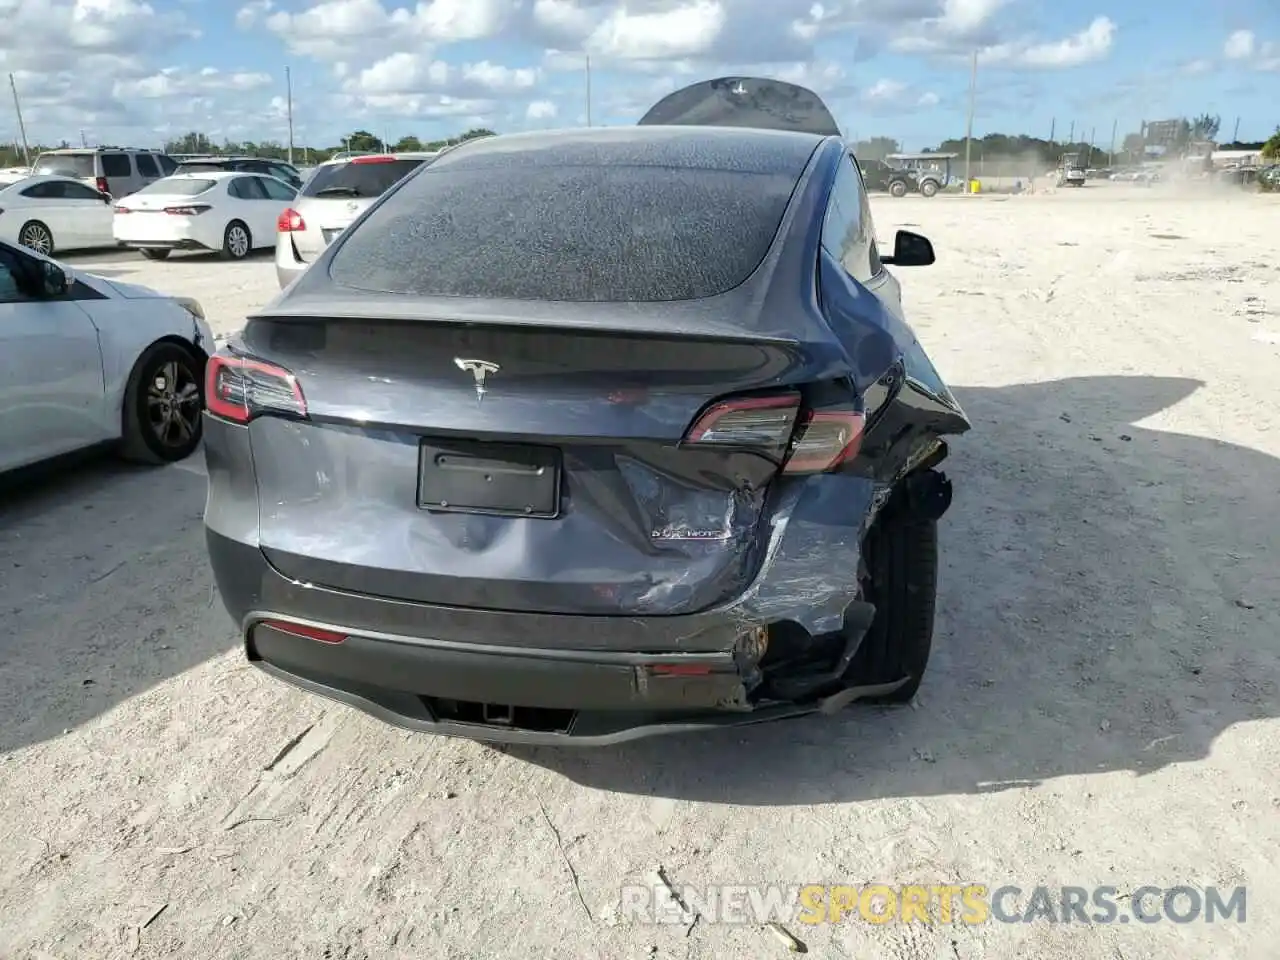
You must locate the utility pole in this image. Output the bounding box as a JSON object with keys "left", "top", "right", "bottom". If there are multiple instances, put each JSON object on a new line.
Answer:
{"left": 1067, "top": 120, "right": 1074, "bottom": 144}
{"left": 1232, "top": 116, "right": 1240, "bottom": 143}
{"left": 80, "top": 129, "right": 87, "bottom": 148}
{"left": 1049, "top": 117, "right": 1056, "bottom": 144}
{"left": 585, "top": 55, "right": 592, "bottom": 127}
{"left": 1087, "top": 126, "right": 1095, "bottom": 165}
{"left": 963, "top": 49, "right": 977, "bottom": 192}
{"left": 1109, "top": 118, "right": 1117, "bottom": 165}
{"left": 8, "top": 73, "right": 30, "bottom": 166}
{"left": 285, "top": 66, "right": 295, "bottom": 165}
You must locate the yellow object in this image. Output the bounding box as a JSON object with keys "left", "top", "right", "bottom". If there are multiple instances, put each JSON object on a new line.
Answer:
{"left": 969, "top": 179, "right": 981, "bottom": 193}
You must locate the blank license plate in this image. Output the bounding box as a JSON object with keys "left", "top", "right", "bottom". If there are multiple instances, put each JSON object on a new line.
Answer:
{"left": 418, "top": 439, "right": 561, "bottom": 519}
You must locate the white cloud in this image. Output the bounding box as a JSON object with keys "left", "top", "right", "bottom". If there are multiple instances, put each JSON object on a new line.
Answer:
{"left": 1015, "top": 16, "right": 1115, "bottom": 67}
{"left": 1224, "top": 29, "right": 1255, "bottom": 60}
{"left": 917, "top": 90, "right": 941, "bottom": 106}
{"left": 235, "top": 0, "right": 273, "bottom": 29}
{"left": 971, "top": 16, "right": 1115, "bottom": 68}
{"left": 586, "top": 0, "right": 727, "bottom": 60}
{"left": 526, "top": 99, "right": 558, "bottom": 120}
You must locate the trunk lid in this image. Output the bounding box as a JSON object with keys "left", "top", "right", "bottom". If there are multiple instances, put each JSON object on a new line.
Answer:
{"left": 290, "top": 196, "right": 377, "bottom": 261}
{"left": 240, "top": 312, "right": 821, "bottom": 616}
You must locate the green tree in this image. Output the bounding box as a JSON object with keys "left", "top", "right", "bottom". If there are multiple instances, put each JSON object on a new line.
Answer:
{"left": 1262, "top": 127, "right": 1280, "bottom": 161}
{"left": 344, "top": 130, "right": 382, "bottom": 152}
{"left": 394, "top": 135, "right": 423, "bottom": 152}
{"left": 851, "top": 137, "right": 900, "bottom": 162}
{"left": 1190, "top": 113, "right": 1221, "bottom": 141}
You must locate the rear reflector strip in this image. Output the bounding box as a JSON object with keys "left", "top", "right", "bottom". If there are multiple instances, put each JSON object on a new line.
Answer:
{"left": 258, "top": 618, "right": 347, "bottom": 644}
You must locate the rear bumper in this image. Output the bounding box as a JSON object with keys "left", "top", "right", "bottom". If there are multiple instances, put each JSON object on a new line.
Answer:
{"left": 275, "top": 233, "right": 309, "bottom": 289}
{"left": 203, "top": 414, "right": 904, "bottom": 745}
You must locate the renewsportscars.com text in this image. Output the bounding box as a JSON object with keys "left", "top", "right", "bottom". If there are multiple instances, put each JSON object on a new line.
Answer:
{"left": 617, "top": 883, "right": 1247, "bottom": 926}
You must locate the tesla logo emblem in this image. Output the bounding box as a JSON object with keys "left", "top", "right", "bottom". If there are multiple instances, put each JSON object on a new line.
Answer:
{"left": 731, "top": 81, "right": 747, "bottom": 95}
{"left": 455, "top": 358, "right": 499, "bottom": 400}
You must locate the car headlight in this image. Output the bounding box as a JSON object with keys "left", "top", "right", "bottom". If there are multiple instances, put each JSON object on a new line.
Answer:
{"left": 174, "top": 296, "right": 205, "bottom": 321}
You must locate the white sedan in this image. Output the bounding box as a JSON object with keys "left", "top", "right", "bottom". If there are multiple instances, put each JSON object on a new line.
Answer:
{"left": 113, "top": 171, "right": 298, "bottom": 261}
{"left": 0, "top": 238, "right": 215, "bottom": 473}
{"left": 0, "top": 175, "right": 116, "bottom": 255}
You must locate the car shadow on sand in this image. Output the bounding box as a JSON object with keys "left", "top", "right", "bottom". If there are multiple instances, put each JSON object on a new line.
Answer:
{"left": 512, "top": 375, "right": 1280, "bottom": 802}
{"left": 0, "top": 451, "right": 233, "bottom": 755}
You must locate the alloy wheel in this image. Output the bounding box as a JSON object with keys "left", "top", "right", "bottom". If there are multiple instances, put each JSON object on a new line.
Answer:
{"left": 20, "top": 224, "right": 51, "bottom": 255}
{"left": 146, "top": 359, "right": 201, "bottom": 451}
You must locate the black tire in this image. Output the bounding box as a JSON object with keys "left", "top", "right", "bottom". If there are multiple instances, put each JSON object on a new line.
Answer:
{"left": 221, "top": 220, "right": 252, "bottom": 260}
{"left": 119, "top": 341, "right": 204, "bottom": 465}
{"left": 19, "top": 220, "right": 54, "bottom": 256}
{"left": 848, "top": 504, "right": 939, "bottom": 703}
{"left": 141, "top": 248, "right": 171, "bottom": 260}
{"left": 889, "top": 180, "right": 908, "bottom": 198}
{"left": 919, "top": 179, "right": 939, "bottom": 198}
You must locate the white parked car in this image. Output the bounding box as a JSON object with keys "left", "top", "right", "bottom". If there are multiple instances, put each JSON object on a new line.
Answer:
{"left": 113, "top": 171, "right": 298, "bottom": 261}
{"left": 0, "top": 238, "right": 214, "bottom": 473}
{"left": 0, "top": 175, "right": 116, "bottom": 255}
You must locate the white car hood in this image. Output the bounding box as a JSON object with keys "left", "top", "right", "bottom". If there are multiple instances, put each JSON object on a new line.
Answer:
{"left": 93, "top": 275, "right": 166, "bottom": 299}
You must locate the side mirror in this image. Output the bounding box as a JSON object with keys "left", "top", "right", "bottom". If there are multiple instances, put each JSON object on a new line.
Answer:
{"left": 881, "top": 229, "right": 935, "bottom": 267}
{"left": 40, "top": 261, "right": 71, "bottom": 297}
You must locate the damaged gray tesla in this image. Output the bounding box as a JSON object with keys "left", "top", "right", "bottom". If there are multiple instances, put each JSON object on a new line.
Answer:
{"left": 201, "top": 77, "right": 971, "bottom": 746}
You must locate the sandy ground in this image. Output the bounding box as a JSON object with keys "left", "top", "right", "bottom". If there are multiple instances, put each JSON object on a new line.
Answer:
{"left": 2, "top": 181, "right": 1278, "bottom": 959}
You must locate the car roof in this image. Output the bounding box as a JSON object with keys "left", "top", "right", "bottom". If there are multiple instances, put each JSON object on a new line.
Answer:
{"left": 160, "top": 171, "right": 243, "bottom": 181}
{"left": 428, "top": 125, "right": 827, "bottom": 176}
{"left": 2, "top": 174, "right": 84, "bottom": 187}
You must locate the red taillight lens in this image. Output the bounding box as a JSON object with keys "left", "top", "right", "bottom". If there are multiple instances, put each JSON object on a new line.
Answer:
{"left": 113, "top": 205, "right": 131, "bottom": 214}
{"left": 350, "top": 154, "right": 395, "bottom": 164}
{"left": 205, "top": 353, "right": 307, "bottom": 424}
{"left": 782, "top": 410, "right": 865, "bottom": 474}
{"left": 163, "top": 204, "right": 210, "bottom": 216}
{"left": 685, "top": 393, "right": 801, "bottom": 448}
{"left": 259, "top": 618, "right": 346, "bottom": 644}
{"left": 277, "top": 207, "right": 306, "bottom": 232}
{"left": 96, "top": 176, "right": 109, "bottom": 194}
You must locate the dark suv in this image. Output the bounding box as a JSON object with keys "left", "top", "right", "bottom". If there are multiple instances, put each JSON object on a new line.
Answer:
{"left": 856, "top": 157, "right": 924, "bottom": 197}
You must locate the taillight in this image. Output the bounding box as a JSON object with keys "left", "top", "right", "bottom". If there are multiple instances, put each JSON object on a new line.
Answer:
{"left": 782, "top": 409, "right": 865, "bottom": 474}
{"left": 96, "top": 176, "right": 109, "bottom": 194}
{"left": 350, "top": 155, "right": 395, "bottom": 164}
{"left": 685, "top": 393, "right": 801, "bottom": 451}
{"left": 164, "top": 204, "right": 211, "bottom": 215}
{"left": 683, "top": 391, "right": 865, "bottom": 474}
{"left": 277, "top": 207, "right": 306, "bottom": 232}
{"left": 205, "top": 353, "right": 307, "bottom": 424}
{"left": 114, "top": 205, "right": 131, "bottom": 214}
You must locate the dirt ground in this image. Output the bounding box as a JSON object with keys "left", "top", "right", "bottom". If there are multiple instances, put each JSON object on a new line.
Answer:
{"left": 2, "top": 182, "right": 1278, "bottom": 959}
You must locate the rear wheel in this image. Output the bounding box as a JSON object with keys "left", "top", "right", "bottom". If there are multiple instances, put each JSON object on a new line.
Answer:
{"left": 19, "top": 221, "right": 53, "bottom": 256}
{"left": 140, "top": 248, "right": 171, "bottom": 260}
{"left": 848, "top": 498, "right": 939, "bottom": 703}
{"left": 119, "top": 342, "right": 204, "bottom": 464}
{"left": 889, "top": 180, "right": 908, "bottom": 198}
{"left": 919, "top": 179, "right": 939, "bottom": 198}
{"left": 222, "top": 220, "right": 252, "bottom": 260}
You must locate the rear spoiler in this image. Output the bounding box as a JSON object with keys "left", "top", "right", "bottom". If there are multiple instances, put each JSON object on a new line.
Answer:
{"left": 638, "top": 77, "right": 842, "bottom": 138}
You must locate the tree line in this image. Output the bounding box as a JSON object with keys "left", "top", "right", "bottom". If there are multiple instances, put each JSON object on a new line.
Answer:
{"left": 4, "top": 116, "right": 1277, "bottom": 171}
{"left": 0, "top": 127, "right": 497, "bottom": 168}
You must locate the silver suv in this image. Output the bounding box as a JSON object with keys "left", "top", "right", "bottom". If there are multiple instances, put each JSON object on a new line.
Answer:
{"left": 30, "top": 147, "right": 177, "bottom": 200}
{"left": 274, "top": 152, "right": 436, "bottom": 289}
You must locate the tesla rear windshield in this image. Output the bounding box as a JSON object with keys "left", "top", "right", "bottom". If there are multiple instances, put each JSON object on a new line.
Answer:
{"left": 329, "top": 164, "right": 799, "bottom": 301}
{"left": 302, "top": 159, "right": 424, "bottom": 199}
{"left": 135, "top": 178, "right": 217, "bottom": 196}
{"left": 33, "top": 154, "right": 94, "bottom": 178}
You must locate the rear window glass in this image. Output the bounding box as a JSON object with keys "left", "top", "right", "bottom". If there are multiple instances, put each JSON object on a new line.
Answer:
{"left": 101, "top": 154, "right": 132, "bottom": 177}
{"left": 33, "top": 154, "right": 94, "bottom": 178}
{"left": 302, "top": 159, "right": 424, "bottom": 199}
{"left": 135, "top": 154, "right": 160, "bottom": 177}
{"left": 329, "top": 165, "right": 799, "bottom": 302}
{"left": 135, "top": 178, "right": 216, "bottom": 196}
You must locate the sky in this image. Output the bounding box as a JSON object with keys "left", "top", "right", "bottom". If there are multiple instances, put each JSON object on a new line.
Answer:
{"left": 1, "top": 0, "right": 1278, "bottom": 152}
